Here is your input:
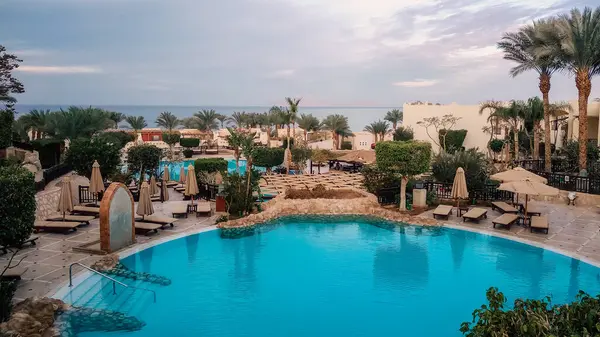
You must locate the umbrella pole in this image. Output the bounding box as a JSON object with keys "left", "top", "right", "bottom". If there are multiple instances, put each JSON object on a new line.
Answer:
{"left": 62, "top": 211, "right": 65, "bottom": 221}
{"left": 524, "top": 196, "right": 529, "bottom": 226}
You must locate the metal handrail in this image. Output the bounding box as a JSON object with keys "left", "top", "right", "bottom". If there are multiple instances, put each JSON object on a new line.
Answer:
{"left": 69, "top": 262, "right": 157, "bottom": 303}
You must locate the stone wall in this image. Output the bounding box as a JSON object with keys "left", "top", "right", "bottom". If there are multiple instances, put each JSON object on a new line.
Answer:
{"left": 35, "top": 187, "right": 61, "bottom": 220}
{"left": 218, "top": 188, "right": 440, "bottom": 236}
{"left": 531, "top": 190, "right": 600, "bottom": 207}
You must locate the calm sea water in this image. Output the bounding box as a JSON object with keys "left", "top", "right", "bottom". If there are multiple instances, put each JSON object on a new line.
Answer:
{"left": 59, "top": 217, "right": 600, "bottom": 337}
{"left": 14, "top": 104, "right": 397, "bottom": 131}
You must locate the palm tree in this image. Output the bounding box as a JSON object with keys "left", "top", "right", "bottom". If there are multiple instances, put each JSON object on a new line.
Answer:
{"left": 194, "top": 109, "right": 219, "bottom": 131}
{"left": 322, "top": 114, "right": 351, "bottom": 150}
{"left": 364, "top": 122, "right": 379, "bottom": 143}
{"left": 480, "top": 100, "right": 523, "bottom": 160}
{"left": 384, "top": 109, "right": 403, "bottom": 130}
{"left": 269, "top": 106, "right": 284, "bottom": 135}
{"left": 520, "top": 97, "right": 545, "bottom": 158}
{"left": 239, "top": 131, "right": 258, "bottom": 204}
{"left": 375, "top": 120, "right": 390, "bottom": 142}
{"left": 215, "top": 114, "right": 228, "bottom": 128}
{"left": 278, "top": 108, "right": 294, "bottom": 148}
{"left": 230, "top": 111, "right": 247, "bottom": 128}
{"left": 498, "top": 19, "right": 563, "bottom": 169}
{"left": 296, "top": 113, "right": 320, "bottom": 142}
{"left": 108, "top": 111, "right": 126, "bottom": 128}
{"left": 21, "top": 109, "right": 53, "bottom": 139}
{"left": 285, "top": 97, "right": 301, "bottom": 140}
{"left": 180, "top": 117, "right": 199, "bottom": 129}
{"left": 155, "top": 111, "right": 179, "bottom": 131}
{"left": 125, "top": 115, "right": 147, "bottom": 136}
{"left": 534, "top": 7, "right": 600, "bottom": 170}
{"left": 226, "top": 127, "right": 244, "bottom": 173}
{"left": 50, "top": 107, "right": 113, "bottom": 140}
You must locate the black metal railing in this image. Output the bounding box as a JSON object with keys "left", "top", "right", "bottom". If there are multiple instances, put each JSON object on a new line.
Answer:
{"left": 34, "top": 163, "right": 72, "bottom": 192}
{"left": 79, "top": 185, "right": 104, "bottom": 204}
{"left": 515, "top": 159, "right": 600, "bottom": 195}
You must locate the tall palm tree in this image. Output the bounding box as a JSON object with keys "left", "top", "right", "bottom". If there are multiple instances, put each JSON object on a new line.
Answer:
{"left": 108, "top": 111, "right": 126, "bottom": 129}
{"left": 269, "top": 106, "right": 284, "bottom": 134}
{"left": 21, "top": 109, "right": 53, "bottom": 139}
{"left": 50, "top": 107, "right": 113, "bottom": 140}
{"left": 180, "top": 117, "right": 199, "bottom": 129}
{"left": 364, "top": 122, "right": 379, "bottom": 143}
{"left": 296, "top": 113, "right": 320, "bottom": 142}
{"left": 480, "top": 101, "right": 523, "bottom": 160}
{"left": 230, "top": 111, "right": 247, "bottom": 128}
{"left": 375, "top": 120, "right": 390, "bottom": 142}
{"left": 155, "top": 111, "right": 179, "bottom": 131}
{"left": 239, "top": 131, "right": 257, "bottom": 203}
{"left": 194, "top": 109, "right": 219, "bottom": 131}
{"left": 125, "top": 115, "right": 147, "bottom": 137}
{"left": 498, "top": 19, "right": 563, "bottom": 169}
{"left": 285, "top": 97, "right": 301, "bottom": 141}
{"left": 384, "top": 109, "right": 403, "bottom": 130}
{"left": 215, "top": 113, "right": 228, "bottom": 129}
{"left": 534, "top": 7, "right": 600, "bottom": 170}
{"left": 226, "top": 127, "right": 244, "bottom": 173}
{"left": 520, "top": 97, "right": 545, "bottom": 158}
{"left": 322, "top": 114, "right": 351, "bottom": 150}
{"left": 278, "top": 108, "right": 294, "bottom": 149}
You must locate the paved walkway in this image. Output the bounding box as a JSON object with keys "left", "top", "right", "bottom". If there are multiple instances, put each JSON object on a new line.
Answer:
{"left": 2, "top": 188, "right": 218, "bottom": 302}
{"left": 419, "top": 201, "right": 600, "bottom": 266}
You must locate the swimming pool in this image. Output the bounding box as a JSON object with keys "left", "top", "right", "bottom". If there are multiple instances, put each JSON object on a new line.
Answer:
{"left": 57, "top": 216, "right": 600, "bottom": 336}
{"left": 159, "top": 159, "right": 260, "bottom": 181}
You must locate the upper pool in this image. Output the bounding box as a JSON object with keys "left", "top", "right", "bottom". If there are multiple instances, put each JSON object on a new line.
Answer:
{"left": 159, "top": 159, "right": 262, "bottom": 181}
{"left": 59, "top": 216, "right": 600, "bottom": 336}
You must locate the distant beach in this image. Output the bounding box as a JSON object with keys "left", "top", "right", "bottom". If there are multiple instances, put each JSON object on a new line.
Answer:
{"left": 14, "top": 104, "right": 398, "bottom": 131}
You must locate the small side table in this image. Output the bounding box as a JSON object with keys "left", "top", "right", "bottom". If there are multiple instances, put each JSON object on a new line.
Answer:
{"left": 458, "top": 206, "right": 470, "bottom": 216}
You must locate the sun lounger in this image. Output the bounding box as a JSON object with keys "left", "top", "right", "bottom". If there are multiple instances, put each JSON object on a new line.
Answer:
{"left": 492, "top": 213, "right": 520, "bottom": 229}
{"left": 135, "top": 215, "right": 177, "bottom": 228}
{"left": 195, "top": 202, "right": 212, "bottom": 217}
{"left": 157, "top": 181, "right": 178, "bottom": 187}
{"left": 174, "top": 186, "right": 186, "bottom": 192}
{"left": 45, "top": 215, "right": 95, "bottom": 225}
{"left": 135, "top": 222, "right": 162, "bottom": 235}
{"left": 172, "top": 203, "right": 189, "bottom": 218}
{"left": 491, "top": 201, "right": 519, "bottom": 214}
{"left": 72, "top": 206, "right": 100, "bottom": 216}
{"left": 34, "top": 221, "right": 80, "bottom": 234}
{"left": 462, "top": 208, "right": 488, "bottom": 223}
{"left": 530, "top": 216, "right": 549, "bottom": 234}
{"left": 0, "top": 267, "right": 27, "bottom": 280}
{"left": 150, "top": 196, "right": 161, "bottom": 202}
{"left": 1, "top": 236, "right": 39, "bottom": 254}
{"left": 432, "top": 205, "right": 453, "bottom": 220}
{"left": 205, "top": 149, "right": 218, "bottom": 154}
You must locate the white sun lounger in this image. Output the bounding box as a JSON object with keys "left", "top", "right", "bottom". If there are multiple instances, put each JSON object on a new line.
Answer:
{"left": 492, "top": 213, "right": 519, "bottom": 229}
{"left": 462, "top": 208, "right": 488, "bottom": 223}
{"left": 135, "top": 222, "right": 162, "bottom": 235}
{"left": 530, "top": 216, "right": 549, "bottom": 234}
{"left": 432, "top": 205, "right": 453, "bottom": 219}
{"left": 45, "top": 215, "right": 95, "bottom": 224}
{"left": 195, "top": 202, "right": 212, "bottom": 217}
{"left": 135, "top": 215, "right": 178, "bottom": 228}
{"left": 34, "top": 221, "right": 81, "bottom": 233}
{"left": 72, "top": 206, "right": 100, "bottom": 216}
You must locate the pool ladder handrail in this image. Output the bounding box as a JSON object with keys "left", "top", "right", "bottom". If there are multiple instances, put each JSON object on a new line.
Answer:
{"left": 69, "top": 262, "right": 157, "bottom": 303}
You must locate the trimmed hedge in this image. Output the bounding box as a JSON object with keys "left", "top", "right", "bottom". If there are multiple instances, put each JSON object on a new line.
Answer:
{"left": 65, "top": 138, "right": 121, "bottom": 178}
{"left": 0, "top": 166, "right": 35, "bottom": 248}
{"left": 0, "top": 109, "right": 14, "bottom": 149}
{"left": 94, "top": 131, "right": 135, "bottom": 149}
{"left": 180, "top": 138, "right": 200, "bottom": 148}
{"left": 488, "top": 139, "right": 504, "bottom": 153}
{"left": 252, "top": 147, "right": 284, "bottom": 168}
{"left": 195, "top": 158, "right": 227, "bottom": 173}
{"left": 162, "top": 132, "right": 181, "bottom": 146}
{"left": 183, "top": 149, "right": 193, "bottom": 158}
{"left": 393, "top": 126, "right": 414, "bottom": 141}
{"left": 439, "top": 129, "right": 467, "bottom": 153}
{"left": 375, "top": 141, "right": 431, "bottom": 175}
{"left": 127, "top": 144, "right": 162, "bottom": 175}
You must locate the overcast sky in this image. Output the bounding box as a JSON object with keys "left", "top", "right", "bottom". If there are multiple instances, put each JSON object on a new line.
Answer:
{"left": 2, "top": 0, "right": 598, "bottom": 107}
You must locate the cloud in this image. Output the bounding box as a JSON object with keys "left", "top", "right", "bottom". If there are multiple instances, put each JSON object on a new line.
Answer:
{"left": 16, "top": 65, "right": 102, "bottom": 74}
{"left": 392, "top": 80, "right": 439, "bottom": 88}
{"left": 265, "top": 69, "right": 296, "bottom": 79}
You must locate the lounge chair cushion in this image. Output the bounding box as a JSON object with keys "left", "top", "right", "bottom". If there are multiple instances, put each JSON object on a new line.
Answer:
{"left": 1, "top": 267, "right": 27, "bottom": 280}
{"left": 137, "top": 215, "right": 178, "bottom": 225}
{"left": 492, "top": 213, "right": 519, "bottom": 227}
{"left": 433, "top": 205, "right": 452, "bottom": 216}
{"left": 72, "top": 206, "right": 100, "bottom": 214}
{"left": 34, "top": 221, "right": 80, "bottom": 233}
{"left": 530, "top": 216, "right": 549, "bottom": 230}
{"left": 46, "top": 215, "right": 95, "bottom": 223}
{"left": 134, "top": 222, "right": 162, "bottom": 234}
{"left": 463, "top": 208, "right": 487, "bottom": 219}
{"left": 491, "top": 201, "right": 519, "bottom": 213}
{"left": 196, "top": 202, "right": 211, "bottom": 213}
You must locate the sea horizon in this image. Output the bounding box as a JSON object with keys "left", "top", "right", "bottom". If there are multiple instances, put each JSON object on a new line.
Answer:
{"left": 14, "top": 104, "right": 401, "bottom": 131}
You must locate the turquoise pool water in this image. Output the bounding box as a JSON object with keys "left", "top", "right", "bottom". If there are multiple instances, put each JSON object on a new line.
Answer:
{"left": 159, "top": 159, "right": 257, "bottom": 180}
{"left": 60, "top": 217, "right": 600, "bottom": 336}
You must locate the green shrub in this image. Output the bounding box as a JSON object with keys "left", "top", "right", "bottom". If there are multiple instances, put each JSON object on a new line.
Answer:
{"left": 31, "top": 138, "right": 64, "bottom": 168}
{"left": 375, "top": 141, "right": 431, "bottom": 175}
{"left": 195, "top": 158, "right": 227, "bottom": 173}
{"left": 561, "top": 140, "right": 599, "bottom": 173}
{"left": 183, "top": 149, "right": 194, "bottom": 158}
{"left": 65, "top": 138, "right": 121, "bottom": 178}
{"left": 341, "top": 141, "right": 352, "bottom": 150}
{"left": 0, "top": 166, "right": 35, "bottom": 248}
{"left": 291, "top": 147, "right": 312, "bottom": 167}
{"left": 431, "top": 148, "right": 489, "bottom": 190}
{"left": 0, "top": 280, "right": 17, "bottom": 322}
{"left": 0, "top": 109, "right": 14, "bottom": 149}
{"left": 180, "top": 138, "right": 200, "bottom": 148}
{"left": 461, "top": 287, "right": 600, "bottom": 337}
{"left": 252, "top": 147, "right": 284, "bottom": 168}
{"left": 94, "top": 131, "right": 135, "bottom": 149}
{"left": 361, "top": 165, "right": 401, "bottom": 193}
{"left": 223, "top": 170, "right": 260, "bottom": 216}
{"left": 488, "top": 139, "right": 504, "bottom": 153}
{"left": 162, "top": 132, "right": 181, "bottom": 147}
{"left": 127, "top": 144, "right": 163, "bottom": 176}
{"left": 281, "top": 138, "right": 294, "bottom": 149}
{"left": 439, "top": 129, "right": 467, "bottom": 153}
{"left": 393, "top": 126, "right": 414, "bottom": 141}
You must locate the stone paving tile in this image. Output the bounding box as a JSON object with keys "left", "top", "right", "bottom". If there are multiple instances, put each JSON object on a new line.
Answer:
{"left": 18, "top": 249, "right": 62, "bottom": 263}
{"left": 68, "top": 232, "right": 101, "bottom": 243}
{"left": 549, "top": 233, "right": 590, "bottom": 245}
{"left": 579, "top": 246, "right": 600, "bottom": 255}
{"left": 14, "top": 280, "right": 54, "bottom": 299}
{"left": 38, "top": 252, "right": 91, "bottom": 267}
{"left": 563, "top": 223, "right": 600, "bottom": 233}
{"left": 37, "top": 266, "right": 71, "bottom": 283}
{"left": 21, "top": 264, "right": 62, "bottom": 281}
{"left": 42, "top": 240, "right": 90, "bottom": 253}
{"left": 543, "top": 240, "right": 583, "bottom": 252}
{"left": 559, "top": 227, "right": 598, "bottom": 237}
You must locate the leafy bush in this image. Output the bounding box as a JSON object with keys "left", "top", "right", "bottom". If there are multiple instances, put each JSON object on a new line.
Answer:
{"left": 223, "top": 170, "right": 260, "bottom": 216}
{"left": 281, "top": 138, "right": 294, "bottom": 149}
{"left": 561, "top": 140, "right": 600, "bottom": 173}
{"left": 195, "top": 158, "right": 227, "bottom": 173}
{"left": 439, "top": 129, "right": 467, "bottom": 153}
{"left": 431, "top": 148, "right": 489, "bottom": 190}
{"left": 361, "top": 165, "right": 401, "bottom": 193}
{"left": 0, "top": 166, "right": 35, "bottom": 247}
{"left": 538, "top": 142, "right": 555, "bottom": 157}
{"left": 0, "top": 109, "right": 14, "bottom": 149}
{"left": 31, "top": 138, "right": 64, "bottom": 168}
{"left": 179, "top": 138, "right": 200, "bottom": 148}
{"left": 460, "top": 287, "right": 600, "bottom": 337}
{"left": 94, "top": 131, "right": 135, "bottom": 149}
{"left": 252, "top": 147, "right": 284, "bottom": 168}
{"left": 65, "top": 138, "right": 121, "bottom": 178}
{"left": 127, "top": 144, "right": 162, "bottom": 176}
{"left": 488, "top": 139, "right": 504, "bottom": 153}
{"left": 0, "top": 280, "right": 17, "bottom": 322}
{"left": 375, "top": 141, "right": 431, "bottom": 175}
{"left": 341, "top": 141, "right": 352, "bottom": 150}
{"left": 183, "top": 149, "right": 193, "bottom": 158}
{"left": 393, "top": 126, "right": 414, "bottom": 141}
{"left": 107, "top": 170, "right": 133, "bottom": 185}
{"left": 162, "top": 132, "right": 181, "bottom": 146}
{"left": 291, "top": 147, "right": 312, "bottom": 167}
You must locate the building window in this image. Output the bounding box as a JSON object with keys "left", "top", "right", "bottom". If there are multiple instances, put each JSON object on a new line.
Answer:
{"left": 152, "top": 135, "right": 160, "bottom": 141}
{"left": 491, "top": 117, "right": 501, "bottom": 135}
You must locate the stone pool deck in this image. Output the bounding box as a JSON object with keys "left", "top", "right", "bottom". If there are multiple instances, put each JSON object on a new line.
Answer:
{"left": 419, "top": 201, "right": 600, "bottom": 266}
{"left": 1, "top": 196, "right": 218, "bottom": 302}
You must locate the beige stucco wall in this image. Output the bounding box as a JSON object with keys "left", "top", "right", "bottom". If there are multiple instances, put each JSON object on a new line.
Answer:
{"left": 566, "top": 100, "right": 600, "bottom": 145}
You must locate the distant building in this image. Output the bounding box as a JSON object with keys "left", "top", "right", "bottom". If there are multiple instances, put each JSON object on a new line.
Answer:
{"left": 139, "top": 128, "right": 163, "bottom": 142}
